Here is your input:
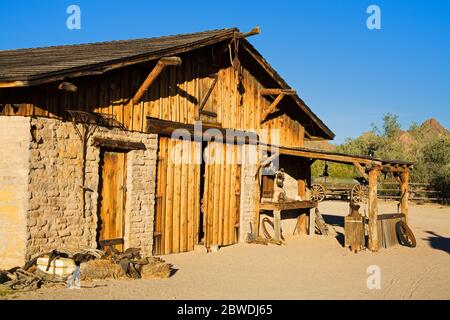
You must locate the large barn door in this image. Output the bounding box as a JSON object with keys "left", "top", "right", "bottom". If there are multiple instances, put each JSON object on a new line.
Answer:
{"left": 153, "top": 137, "right": 202, "bottom": 255}
{"left": 98, "top": 151, "right": 127, "bottom": 251}
{"left": 203, "top": 142, "right": 241, "bottom": 248}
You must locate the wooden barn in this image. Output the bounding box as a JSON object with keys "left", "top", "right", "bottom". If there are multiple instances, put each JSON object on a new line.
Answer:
{"left": 0, "top": 27, "right": 412, "bottom": 269}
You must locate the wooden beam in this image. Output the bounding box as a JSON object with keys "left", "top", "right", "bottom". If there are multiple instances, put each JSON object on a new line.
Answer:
{"left": 92, "top": 137, "right": 146, "bottom": 150}
{"left": 400, "top": 169, "right": 409, "bottom": 223}
{"left": 259, "top": 200, "right": 317, "bottom": 211}
{"left": 260, "top": 88, "right": 296, "bottom": 96}
{"left": 260, "top": 93, "right": 285, "bottom": 124}
{"left": 0, "top": 81, "right": 29, "bottom": 88}
{"left": 367, "top": 168, "right": 379, "bottom": 252}
{"left": 236, "top": 26, "right": 261, "bottom": 38}
{"left": 131, "top": 56, "right": 182, "bottom": 105}
{"left": 259, "top": 145, "right": 383, "bottom": 167}
{"left": 353, "top": 162, "right": 369, "bottom": 180}
{"left": 198, "top": 75, "right": 218, "bottom": 112}
{"left": 147, "top": 117, "right": 259, "bottom": 145}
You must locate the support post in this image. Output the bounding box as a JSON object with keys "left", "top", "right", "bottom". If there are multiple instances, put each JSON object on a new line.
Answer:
{"left": 273, "top": 210, "right": 281, "bottom": 242}
{"left": 400, "top": 169, "right": 409, "bottom": 223}
{"left": 309, "top": 207, "right": 316, "bottom": 236}
{"left": 297, "top": 158, "right": 308, "bottom": 199}
{"left": 368, "top": 168, "right": 379, "bottom": 251}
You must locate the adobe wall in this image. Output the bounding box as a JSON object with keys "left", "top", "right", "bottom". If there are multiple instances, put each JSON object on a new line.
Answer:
{"left": 0, "top": 117, "right": 30, "bottom": 269}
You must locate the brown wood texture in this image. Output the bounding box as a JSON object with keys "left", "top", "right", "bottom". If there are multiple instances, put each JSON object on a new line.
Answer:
{"left": 203, "top": 142, "right": 241, "bottom": 248}
{"left": 259, "top": 200, "right": 317, "bottom": 211}
{"left": 0, "top": 48, "right": 307, "bottom": 149}
{"left": 153, "top": 137, "right": 201, "bottom": 255}
{"left": 99, "top": 151, "right": 126, "bottom": 251}
{"left": 344, "top": 215, "right": 365, "bottom": 248}
{"left": 400, "top": 170, "right": 410, "bottom": 222}
{"left": 367, "top": 168, "right": 379, "bottom": 251}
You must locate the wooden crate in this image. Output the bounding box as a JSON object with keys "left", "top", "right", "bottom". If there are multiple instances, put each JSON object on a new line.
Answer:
{"left": 377, "top": 213, "right": 406, "bottom": 249}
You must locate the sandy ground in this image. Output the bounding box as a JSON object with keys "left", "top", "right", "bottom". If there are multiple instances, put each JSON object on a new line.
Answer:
{"left": 6, "top": 200, "right": 450, "bottom": 300}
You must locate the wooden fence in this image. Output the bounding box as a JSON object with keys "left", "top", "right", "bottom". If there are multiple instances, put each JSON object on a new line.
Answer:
{"left": 378, "top": 182, "right": 449, "bottom": 204}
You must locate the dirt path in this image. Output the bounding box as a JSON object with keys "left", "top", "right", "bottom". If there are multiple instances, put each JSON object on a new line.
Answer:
{"left": 8, "top": 201, "right": 450, "bottom": 300}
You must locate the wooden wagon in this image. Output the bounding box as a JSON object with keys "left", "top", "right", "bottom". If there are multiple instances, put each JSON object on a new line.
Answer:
{"left": 309, "top": 177, "right": 369, "bottom": 203}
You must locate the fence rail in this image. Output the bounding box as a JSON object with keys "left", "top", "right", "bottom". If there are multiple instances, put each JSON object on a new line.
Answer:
{"left": 378, "top": 182, "right": 448, "bottom": 204}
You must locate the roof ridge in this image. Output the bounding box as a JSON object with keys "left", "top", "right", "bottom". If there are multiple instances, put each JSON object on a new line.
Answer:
{"left": 0, "top": 27, "right": 239, "bottom": 53}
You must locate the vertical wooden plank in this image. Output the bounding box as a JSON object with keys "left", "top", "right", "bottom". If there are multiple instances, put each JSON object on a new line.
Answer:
{"left": 177, "top": 62, "right": 185, "bottom": 124}
{"left": 172, "top": 139, "right": 182, "bottom": 253}
{"left": 169, "top": 65, "right": 178, "bottom": 122}
{"left": 122, "top": 68, "right": 132, "bottom": 130}
{"left": 160, "top": 138, "right": 168, "bottom": 254}
{"left": 212, "top": 143, "right": 222, "bottom": 245}
{"left": 160, "top": 68, "right": 169, "bottom": 121}
{"left": 223, "top": 144, "right": 232, "bottom": 245}
{"left": 202, "top": 143, "right": 210, "bottom": 246}
{"left": 229, "top": 146, "right": 237, "bottom": 244}
{"left": 193, "top": 142, "right": 200, "bottom": 245}
{"left": 164, "top": 138, "right": 175, "bottom": 254}
{"left": 187, "top": 140, "right": 195, "bottom": 250}
{"left": 180, "top": 140, "right": 189, "bottom": 252}
{"left": 217, "top": 144, "right": 226, "bottom": 245}
{"left": 206, "top": 143, "right": 216, "bottom": 247}
{"left": 99, "top": 75, "right": 110, "bottom": 115}
{"left": 368, "top": 168, "right": 379, "bottom": 251}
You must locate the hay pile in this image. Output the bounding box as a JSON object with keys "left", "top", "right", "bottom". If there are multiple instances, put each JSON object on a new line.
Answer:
{"left": 140, "top": 257, "right": 172, "bottom": 279}
{"left": 80, "top": 259, "right": 125, "bottom": 280}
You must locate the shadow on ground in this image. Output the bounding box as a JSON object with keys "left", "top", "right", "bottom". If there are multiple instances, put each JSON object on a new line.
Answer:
{"left": 424, "top": 231, "right": 450, "bottom": 255}
{"left": 322, "top": 213, "right": 345, "bottom": 247}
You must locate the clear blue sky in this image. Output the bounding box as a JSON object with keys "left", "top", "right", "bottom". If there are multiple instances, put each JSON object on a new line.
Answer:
{"left": 1, "top": 0, "right": 449, "bottom": 143}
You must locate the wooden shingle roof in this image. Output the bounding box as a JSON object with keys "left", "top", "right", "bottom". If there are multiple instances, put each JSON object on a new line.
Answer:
{"left": 0, "top": 28, "right": 238, "bottom": 83}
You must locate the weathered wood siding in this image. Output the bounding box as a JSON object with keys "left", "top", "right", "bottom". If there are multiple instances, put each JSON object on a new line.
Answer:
{"left": 0, "top": 46, "right": 305, "bottom": 148}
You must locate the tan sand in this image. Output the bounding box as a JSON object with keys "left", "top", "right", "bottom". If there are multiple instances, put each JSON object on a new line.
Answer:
{"left": 8, "top": 200, "right": 450, "bottom": 300}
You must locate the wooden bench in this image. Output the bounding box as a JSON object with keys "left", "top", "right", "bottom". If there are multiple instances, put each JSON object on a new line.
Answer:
{"left": 259, "top": 200, "right": 318, "bottom": 241}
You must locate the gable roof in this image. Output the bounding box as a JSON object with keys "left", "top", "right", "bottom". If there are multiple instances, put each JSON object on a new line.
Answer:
{"left": 0, "top": 28, "right": 239, "bottom": 84}
{"left": 0, "top": 27, "right": 334, "bottom": 140}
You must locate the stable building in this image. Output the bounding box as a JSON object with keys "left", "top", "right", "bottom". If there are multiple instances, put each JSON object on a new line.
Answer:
{"left": 0, "top": 28, "right": 412, "bottom": 269}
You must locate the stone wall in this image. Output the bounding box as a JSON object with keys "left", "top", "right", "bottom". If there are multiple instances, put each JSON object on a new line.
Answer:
{"left": 26, "top": 118, "right": 158, "bottom": 259}
{"left": 0, "top": 117, "right": 30, "bottom": 269}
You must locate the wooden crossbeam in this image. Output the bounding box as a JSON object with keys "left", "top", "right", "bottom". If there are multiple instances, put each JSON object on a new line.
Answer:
{"left": 353, "top": 162, "right": 369, "bottom": 180}
{"left": 260, "top": 93, "right": 285, "bottom": 124}
{"left": 131, "top": 56, "right": 181, "bottom": 105}
{"left": 198, "top": 75, "right": 219, "bottom": 112}
{"left": 260, "top": 88, "right": 296, "bottom": 96}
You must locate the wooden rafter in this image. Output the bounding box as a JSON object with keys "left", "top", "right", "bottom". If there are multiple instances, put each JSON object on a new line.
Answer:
{"left": 353, "top": 162, "right": 369, "bottom": 180}
{"left": 260, "top": 88, "right": 296, "bottom": 96}
{"left": 130, "top": 56, "right": 182, "bottom": 106}
{"left": 260, "top": 93, "right": 285, "bottom": 124}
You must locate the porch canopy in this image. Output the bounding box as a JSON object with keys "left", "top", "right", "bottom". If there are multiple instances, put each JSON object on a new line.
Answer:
{"left": 259, "top": 144, "right": 414, "bottom": 252}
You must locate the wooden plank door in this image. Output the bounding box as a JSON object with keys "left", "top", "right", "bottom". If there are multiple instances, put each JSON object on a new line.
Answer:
{"left": 98, "top": 151, "right": 127, "bottom": 251}
{"left": 203, "top": 142, "right": 241, "bottom": 248}
{"left": 153, "top": 137, "right": 202, "bottom": 255}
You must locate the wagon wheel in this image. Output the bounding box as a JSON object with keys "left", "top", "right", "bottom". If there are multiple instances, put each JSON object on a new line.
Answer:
{"left": 351, "top": 184, "right": 368, "bottom": 203}
{"left": 395, "top": 221, "right": 416, "bottom": 248}
{"left": 310, "top": 184, "right": 326, "bottom": 202}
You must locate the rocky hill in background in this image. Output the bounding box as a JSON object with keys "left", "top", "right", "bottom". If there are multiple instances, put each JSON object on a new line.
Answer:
{"left": 305, "top": 118, "right": 449, "bottom": 152}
